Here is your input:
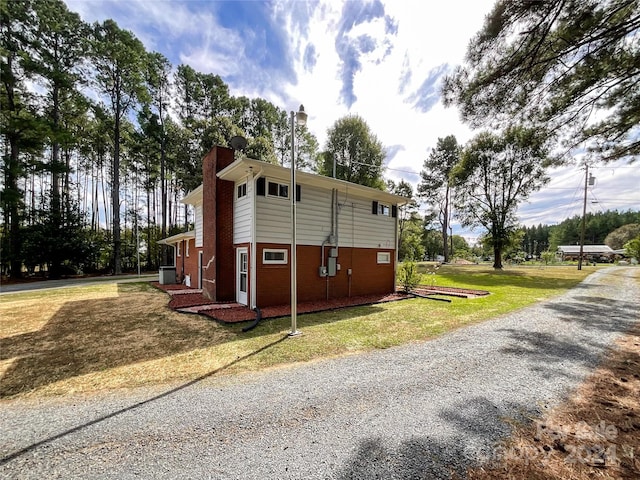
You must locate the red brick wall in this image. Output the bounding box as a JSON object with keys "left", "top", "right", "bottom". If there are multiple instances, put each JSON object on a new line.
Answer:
{"left": 216, "top": 177, "right": 235, "bottom": 301}
{"left": 176, "top": 238, "right": 200, "bottom": 285}
{"left": 255, "top": 243, "right": 395, "bottom": 307}
{"left": 255, "top": 243, "right": 291, "bottom": 307}
{"left": 202, "top": 146, "right": 235, "bottom": 301}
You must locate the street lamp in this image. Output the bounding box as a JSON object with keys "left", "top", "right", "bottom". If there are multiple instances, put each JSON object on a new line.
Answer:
{"left": 289, "top": 104, "right": 307, "bottom": 337}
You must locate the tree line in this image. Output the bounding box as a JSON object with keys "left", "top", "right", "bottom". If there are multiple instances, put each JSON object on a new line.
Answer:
{"left": 407, "top": 0, "right": 639, "bottom": 268}
{"left": 2, "top": 0, "right": 638, "bottom": 278}
{"left": 1, "top": 0, "right": 391, "bottom": 279}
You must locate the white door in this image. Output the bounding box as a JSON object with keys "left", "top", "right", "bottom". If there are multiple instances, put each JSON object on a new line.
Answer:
{"left": 236, "top": 248, "right": 248, "bottom": 305}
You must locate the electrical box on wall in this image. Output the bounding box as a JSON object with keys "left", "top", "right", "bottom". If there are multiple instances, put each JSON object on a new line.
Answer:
{"left": 327, "top": 257, "right": 337, "bottom": 276}
{"left": 329, "top": 248, "right": 338, "bottom": 257}
{"left": 318, "top": 266, "right": 327, "bottom": 277}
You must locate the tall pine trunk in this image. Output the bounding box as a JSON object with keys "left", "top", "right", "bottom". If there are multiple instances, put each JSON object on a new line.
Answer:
{"left": 112, "top": 101, "right": 122, "bottom": 275}
{"left": 442, "top": 185, "right": 450, "bottom": 263}
{"left": 4, "top": 49, "right": 23, "bottom": 278}
{"left": 49, "top": 86, "right": 62, "bottom": 279}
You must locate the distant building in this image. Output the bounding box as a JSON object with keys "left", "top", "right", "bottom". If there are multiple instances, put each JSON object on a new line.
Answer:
{"left": 556, "top": 245, "right": 616, "bottom": 262}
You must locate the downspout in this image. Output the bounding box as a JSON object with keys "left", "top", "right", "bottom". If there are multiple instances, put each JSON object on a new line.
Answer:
{"left": 394, "top": 203, "right": 399, "bottom": 293}
{"left": 335, "top": 187, "right": 340, "bottom": 254}
{"left": 181, "top": 239, "right": 185, "bottom": 282}
{"left": 320, "top": 188, "right": 337, "bottom": 273}
{"left": 332, "top": 188, "right": 341, "bottom": 300}
{"left": 250, "top": 168, "right": 262, "bottom": 310}
{"left": 349, "top": 201, "right": 354, "bottom": 297}
{"left": 331, "top": 188, "right": 335, "bottom": 238}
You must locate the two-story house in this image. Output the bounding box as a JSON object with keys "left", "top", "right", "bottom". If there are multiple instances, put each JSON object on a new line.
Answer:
{"left": 159, "top": 146, "right": 408, "bottom": 309}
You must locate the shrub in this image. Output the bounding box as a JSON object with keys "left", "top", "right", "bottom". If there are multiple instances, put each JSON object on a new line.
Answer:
{"left": 540, "top": 250, "right": 556, "bottom": 266}
{"left": 398, "top": 260, "right": 421, "bottom": 293}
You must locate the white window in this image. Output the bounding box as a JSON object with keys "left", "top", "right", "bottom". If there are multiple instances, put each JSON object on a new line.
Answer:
{"left": 237, "top": 182, "right": 247, "bottom": 199}
{"left": 185, "top": 240, "right": 190, "bottom": 257}
{"left": 263, "top": 248, "right": 288, "bottom": 264}
{"left": 378, "top": 203, "right": 390, "bottom": 216}
{"left": 377, "top": 252, "right": 391, "bottom": 264}
{"left": 177, "top": 242, "right": 181, "bottom": 257}
{"left": 267, "top": 181, "right": 289, "bottom": 199}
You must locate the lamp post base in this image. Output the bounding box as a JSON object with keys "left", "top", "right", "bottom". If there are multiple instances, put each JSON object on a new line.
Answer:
{"left": 288, "top": 330, "right": 302, "bottom": 337}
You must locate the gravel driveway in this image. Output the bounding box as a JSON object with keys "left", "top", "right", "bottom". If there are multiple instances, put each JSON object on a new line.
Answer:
{"left": 1, "top": 267, "right": 638, "bottom": 479}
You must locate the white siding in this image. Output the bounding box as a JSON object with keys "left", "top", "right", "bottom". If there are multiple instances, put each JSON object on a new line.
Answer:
{"left": 256, "top": 193, "right": 291, "bottom": 243}
{"left": 297, "top": 185, "right": 333, "bottom": 244}
{"left": 346, "top": 196, "right": 396, "bottom": 248}
{"left": 234, "top": 182, "right": 252, "bottom": 244}
{"left": 255, "top": 182, "right": 396, "bottom": 248}
{"left": 195, "top": 204, "right": 203, "bottom": 247}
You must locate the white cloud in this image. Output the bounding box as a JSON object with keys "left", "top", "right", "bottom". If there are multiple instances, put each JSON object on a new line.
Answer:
{"left": 519, "top": 161, "right": 640, "bottom": 226}
{"left": 179, "top": 23, "right": 247, "bottom": 77}
{"left": 285, "top": 0, "right": 495, "bottom": 184}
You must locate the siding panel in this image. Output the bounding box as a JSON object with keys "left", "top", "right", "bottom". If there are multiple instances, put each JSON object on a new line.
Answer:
{"left": 234, "top": 188, "right": 251, "bottom": 244}
{"left": 255, "top": 182, "right": 396, "bottom": 249}
{"left": 256, "top": 195, "right": 291, "bottom": 243}
{"left": 195, "top": 204, "right": 203, "bottom": 247}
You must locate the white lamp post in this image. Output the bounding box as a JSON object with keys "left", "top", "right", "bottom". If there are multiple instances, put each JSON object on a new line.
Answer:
{"left": 289, "top": 104, "right": 307, "bottom": 337}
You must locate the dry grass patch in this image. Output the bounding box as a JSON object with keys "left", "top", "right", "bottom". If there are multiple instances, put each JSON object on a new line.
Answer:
{"left": 466, "top": 324, "right": 640, "bottom": 480}
{"left": 1, "top": 266, "right": 598, "bottom": 400}
{"left": 0, "top": 283, "right": 243, "bottom": 399}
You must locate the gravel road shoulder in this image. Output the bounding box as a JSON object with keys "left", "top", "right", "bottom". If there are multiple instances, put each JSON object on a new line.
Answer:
{"left": 1, "top": 267, "right": 638, "bottom": 479}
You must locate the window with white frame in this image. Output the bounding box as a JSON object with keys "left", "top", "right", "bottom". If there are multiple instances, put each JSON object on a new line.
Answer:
{"left": 185, "top": 240, "right": 190, "bottom": 257}
{"left": 263, "top": 248, "right": 288, "bottom": 264}
{"left": 377, "top": 203, "right": 390, "bottom": 216}
{"left": 177, "top": 242, "right": 181, "bottom": 257}
{"left": 267, "top": 181, "right": 289, "bottom": 199}
{"left": 237, "top": 182, "right": 247, "bottom": 199}
{"left": 377, "top": 251, "right": 391, "bottom": 264}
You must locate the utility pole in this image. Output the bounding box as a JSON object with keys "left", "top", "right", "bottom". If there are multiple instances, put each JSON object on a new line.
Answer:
{"left": 578, "top": 164, "right": 588, "bottom": 270}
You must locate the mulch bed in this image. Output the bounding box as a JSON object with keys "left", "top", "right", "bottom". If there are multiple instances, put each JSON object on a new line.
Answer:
{"left": 168, "top": 292, "right": 215, "bottom": 309}
{"left": 202, "top": 292, "right": 408, "bottom": 323}
{"left": 152, "top": 282, "right": 410, "bottom": 323}
{"left": 151, "top": 281, "right": 489, "bottom": 324}
{"left": 155, "top": 283, "right": 194, "bottom": 292}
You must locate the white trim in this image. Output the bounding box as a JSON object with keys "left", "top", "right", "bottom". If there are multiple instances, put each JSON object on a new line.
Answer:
{"left": 181, "top": 185, "right": 203, "bottom": 206}
{"left": 267, "top": 180, "right": 289, "bottom": 199}
{"left": 157, "top": 230, "right": 195, "bottom": 245}
{"left": 237, "top": 181, "right": 247, "bottom": 199}
{"left": 377, "top": 203, "right": 390, "bottom": 216}
{"left": 263, "top": 248, "right": 288, "bottom": 264}
{"left": 217, "top": 157, "right": 409, "bottom": 206}
{"left": 237, "top": 247, "right": 248, "bottom": 305}
{"left": 250, "top": 171, "right": 260, "bottom": 309}
{"left": 377, "top": 251, "right": 391, "bottom": 264}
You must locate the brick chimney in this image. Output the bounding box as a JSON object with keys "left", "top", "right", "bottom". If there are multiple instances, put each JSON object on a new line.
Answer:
{"left": 201, "top": 146, "right": 235, "bottom": 302}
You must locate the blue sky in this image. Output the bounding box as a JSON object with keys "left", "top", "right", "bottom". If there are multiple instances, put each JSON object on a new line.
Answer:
{"left": 64, "top": 0, "right": 639, "bottom": 240}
